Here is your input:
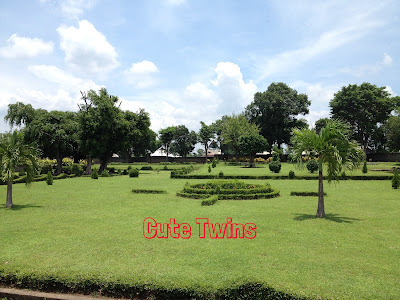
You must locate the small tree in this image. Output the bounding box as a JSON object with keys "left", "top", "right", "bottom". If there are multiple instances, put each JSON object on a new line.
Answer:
{"left": 238, "top": 133, "right": 269, "bottom": 167}
{"left": 291, "top": 120, "right": 365, "bottom": 218}
{"left": 0, "top": 130, "right": 40, "bottom": 208}
{"left": 362, "top": 161, "right": 368, "bottom": 174}
{"left": 46, "top": 171, "right": 53, "bottom": 185}
{"left": 91, "top": 168, "right": 99, "bottom": 179}
{"left": 392, "top": 169, "right": 400, "bottom": 189}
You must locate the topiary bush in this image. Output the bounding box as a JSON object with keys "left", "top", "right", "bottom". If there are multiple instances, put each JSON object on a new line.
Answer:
{"left": 118, "top": 169, "right": 122, "bottom": 175}
{"left": 306, "top": 159, "right": 319, "bottom": 173}
{"left": 269, "top": 161, "right": 281, "bottom": 173}
{"left": 392, "top": 169, "right": 400, "bottom": 189}
{"left": 208, "top": 165, "right": 211, "bottom": 173}
{"left": 289, "top": 170, "right": 295, "bottom": 179}
{"left": 212, "top": 159, "right": 217, "bottom": 168}
{"left": 129, "top": 168, "right": 139, "bottom": 177}
{"left": 91, "top": 168, "right": 99, "bottom": 179}
{"left": 362, "top": 161, "right": 368, "bottom": 174}
{"left": 218, "top": 171, "right": 224, "bottom": 178}
{"left": 72, "top": 163, "right": 84, "bottom": 176}
{"left": 46, "top": 171, "right": 53, "bottom": 185}
{"left": 101, "top": 170, "right": 110, "bottom": 177}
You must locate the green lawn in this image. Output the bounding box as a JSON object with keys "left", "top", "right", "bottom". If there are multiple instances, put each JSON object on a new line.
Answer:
{"left": 0, "top": 167, "right": 399, "bottom": 299}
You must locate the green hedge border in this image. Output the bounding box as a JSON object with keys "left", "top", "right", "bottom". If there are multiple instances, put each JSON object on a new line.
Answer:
{"left": 291, "top": 191, "right": 327, "bottom": 196}
{"left": 171, "top": 174, "right": 393, "bottom": 180}
{"left": 132, "top": 189, "right": 167, "bottom": 194}
{"left": 177, "top": 190, "right": 280, "bottom": 200}
{"left": 0, "top": 272, "right": 304, "bottom": 299}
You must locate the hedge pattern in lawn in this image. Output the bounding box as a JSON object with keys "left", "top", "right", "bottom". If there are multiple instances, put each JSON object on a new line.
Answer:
{"left": 132, "top": 189, "right": 167, "bottom": 194}
{"left": 291, "top": 191, "right": 327, "bottom": 196}
{"left": 177, "top": 180, "right": 280, "bottom": 200}
{"left": 201, "top": 195, "right": 218, "bottom": 206}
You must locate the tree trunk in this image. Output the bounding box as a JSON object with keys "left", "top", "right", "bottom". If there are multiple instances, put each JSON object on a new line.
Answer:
{"left": 86, "top": 155, "right": 92, "bottom": 175}
{"left": 166, "top": 145, "right": 169, "bottom": 162}
{"left": 99, "top": 160, "right": 108, "bottom": 175}
{"left": 317, "top": 170, "right": 325, "bottom": 218}
{"left": 55, "top": 148, "right": 62, "bottom": 175}
{"left": 5, "top": 180, "right": 13, "bottom": 208}
{"left": 249, "top": 155, "right": 255, "bottom": 168}
{"left": 204, "top": 144, "right": 208, "bottom": 163}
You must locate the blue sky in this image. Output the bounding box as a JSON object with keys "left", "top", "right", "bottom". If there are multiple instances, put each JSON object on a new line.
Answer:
{"left": 0, "top": 0, "right": 399, "bottom": 133}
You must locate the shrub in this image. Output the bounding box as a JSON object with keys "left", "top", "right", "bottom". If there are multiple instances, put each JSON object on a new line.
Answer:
{"left": 91, "top": 168, "right": 99, "bottom": 179}
{"left": 122, "top": 169, "right": 128, "bottom": 175}
{"left": 101, "top": 170, "right": 110, "bottom": 177}
{"left": 127, "top": 166, "right": 132, "bottom": 170}
{"left": 218, "top": 171, "right": 224, "bottom": 178}
{"left": 62, "top": 166, "right": 72, "bottom": 175}
{"left": 129, "top": 168, "right": 139, "bottom": 177}
{"left": 254, "top": 157, "right": 266, "bottom": 163}
{"left": 269, "top": 161, "right": 281, "bottom": 173}
{"left": 39, "top": 158, "right": 56, "bottom": 174}
{"left": 46, "top": 171, "right": 53, "bottom": 185}
{"left": 107, "top": 167, "right": 116, "bottom": 173}
{"left": 212, "top": 159, "right": 217, "bottom": 168}
{"left": 208, "top": 165, "right": 211, "bottom": 173}
{"left": 118, "top": 169, "right": 122, "bottom": 175}
{"left": 362, "top": 161, "right": 368, "bottom": 173}
{"left": 272, "top": 152, "right": 280, "bottom": 161}
{"left": 201, "top": 196, "right": 218, "bottom": 206}
{"left": 289, "top": 170, "right": 295, "bottom": 179}
{"left": 72, "top": 164, "right": 84, "bottom": 176}
{"left": 392, "top": 169, "right": 400, "bottom": 189}
{"left": 141, "top": 166, "right": 153, "bottom": 170}
{"left": 62, "top": 157, "right": 74, "bottom": 166}
{"left": 291, "top": 191, "right": 327, "bottom": 196}
{"left": 266, "top": 157, "right": 273, "bottom": 163}
{"left": 79, "top": 159, "right": 87, "bottom": 169}
{"left": 306, "top": 159, "right": 319, "bottom": 173}
{"left": 163, "top": 165, "right": 169, "bottom": 170}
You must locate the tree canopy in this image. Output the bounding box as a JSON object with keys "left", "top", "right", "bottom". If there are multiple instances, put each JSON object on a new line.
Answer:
{"left": 170, "top": 125, "right": 197, "bottom": 159}
{"left": 329, "top": 83, "right": 395, "bottom": 152}
{"left": 238, "top": 133, "right": 269, "bottom": 167}
{"left": 290, "top": 119, "right": 365, "bottom": 218}
{"left": 198, "top": 121, "right": 215, "bottom": 161}
{"left": 245, "top": 82, "right": 310, "bottom": 149}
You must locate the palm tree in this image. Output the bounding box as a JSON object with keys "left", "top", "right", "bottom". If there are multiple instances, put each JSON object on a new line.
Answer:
{"left": 290, "top": 120, "right": 365, "bottom": 218}
{"left": 0, "top": 130, "right": 40, "bottom": 208}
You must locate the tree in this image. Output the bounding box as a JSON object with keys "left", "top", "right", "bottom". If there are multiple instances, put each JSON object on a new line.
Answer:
{"left": 245, "top": 82, "right": 310, "bottom": 149}
{"left": 78, "top": 88, "right": 128, "bottom": 174}
{"left": 314, "top": 118, "right": 330, "bottom": 134}
{"left": 0, "top": 131, "right": 40, "bottom": 208}
{"left": 329, "top": 83, "right": 395, "bottom": 152}
{"left": 290, "top": 120, "right": 365, "bottom": 218}
{"left": 158, "top": 126, "right": 177, "bottom": 161}
{"left": 198, "top": 121, "right": 215, "bottom": 162}
{"left": 384, "top": 115, "right": 400, "bottom": 151}
{"left": 170, "top": 125, "right": 197, "bottom": 160}
{"left": 5, "top": 103, "right": 79, "bottom": 175}
{"left": 238, "top": 133, "right": 269, "bottom": 167}
{"left": 220, "top": 114, "right": 259, "bottom": 159}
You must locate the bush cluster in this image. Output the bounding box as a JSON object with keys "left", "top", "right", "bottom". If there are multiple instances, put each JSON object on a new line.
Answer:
{"left": 269, "top": 161, "right": 281, "bottom": 173}
{"left": 72, "top": 164, "right": 84, "bottom": 176}
{"left": 129, "top": 168, "right": 139, "bottom": 177}
{"left": 306, "top": 159, "right": 319, "bottom": 173}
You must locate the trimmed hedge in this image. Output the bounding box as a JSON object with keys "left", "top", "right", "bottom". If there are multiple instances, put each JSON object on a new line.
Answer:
{"left": 201, "top": 195, "right": 218, "bottom": 206}
{"left": 0, "top": 272, "right": 303, "bottom": 300}
{"left": 132, "top": 189, "right": 167, "bottom": 194}
{"left": 176, "top": 192, "right": 210, "bottom": 199}
{"left": 291, "top": 191, "right": 327, "bottom": 196}
{"left": 171, "top": 173, "right": 393, "bottom": 180}
{"left": 141, "top": 166, "right": 153, "bottom": 170}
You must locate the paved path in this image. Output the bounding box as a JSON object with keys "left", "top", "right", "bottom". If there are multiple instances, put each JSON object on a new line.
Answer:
{"left": 0, "top": 287, "right": 120, "bottom": 300}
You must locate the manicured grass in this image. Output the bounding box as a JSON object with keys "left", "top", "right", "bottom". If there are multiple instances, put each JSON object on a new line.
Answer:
{"left": 0, "top": 169, "right": 399, "bottom": 299}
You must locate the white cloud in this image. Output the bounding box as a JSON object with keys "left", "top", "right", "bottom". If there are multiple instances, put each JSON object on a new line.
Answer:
{"left": 124, "top": 60, "right": 159, "bottom": 89}
{"left": 57, "top": 20, "right": 119, "bottom": 76}
{"left": 40, "top": 0, "right": 95, "bottom": 18}
{"left": 211, "top": 62, "right": 257, "bottom": 114}
{"left": 256, "top": 3, "right": 386, "bottom": 81}
{"left": 341, "top": 53, "right": 393, "bottom": 77}
{"left": 0, "top": 34, "right": 53, "bottom": 59}
{"left": 385, "top": 85, "right": 397, "bottom": 97}
{"left": 164, "top": 0, "right": 186, "bottom": 5}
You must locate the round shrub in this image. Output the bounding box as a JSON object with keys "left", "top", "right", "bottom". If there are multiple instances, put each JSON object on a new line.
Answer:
{"left": 362, "top": 161, "right": 368, "bottom": 174}
{"left": 289, "top": 170, "right": 295, "bottom": 179}
{"left": 269, "top": 161, "right": 281, "bottom": 173}
{"left": 72, "top": 163, "right": 84, "bottom": 176}
{"left": 46, "top": 171, "right": 53, "bottom": 185}
{"left": 101, "top": 170, "right": 110, "bottom": 177}
{"left": 218, "top": 171, "right": 224, "bottom": 178}
{"left": 129, "top": 168, "right": 139, "bottom": 178}
{"left": 392, "top": 169, "right": 400, "bottom": 189}
{"left": 91, "top": 168, "right": 99, "bottom": 179}
{"left": 306, "top": 159, "right": 319, "bottom": 173}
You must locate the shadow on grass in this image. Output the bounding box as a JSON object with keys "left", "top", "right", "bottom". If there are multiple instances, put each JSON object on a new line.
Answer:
{"left": 293, "top": 213, "right": 360, "bottom": 223}
{"left": 0, "top": 204, "right": 42, "bottom": 211}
